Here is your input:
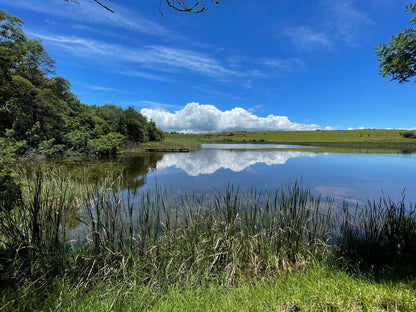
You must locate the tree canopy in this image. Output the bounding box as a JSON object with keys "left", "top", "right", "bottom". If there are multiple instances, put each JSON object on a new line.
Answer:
{"left": 376, "top": 3, "right": 416, "bottom": 83}
{"left": 0, "top": 10, "right": 164, "bottom": 158}
{"left": 0, "top": 10, "right": 165, "bottom": 209}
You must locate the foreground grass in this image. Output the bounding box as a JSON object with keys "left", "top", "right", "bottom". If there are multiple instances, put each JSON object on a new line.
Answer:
{"left": 166, "top": 129, "right": 416, "bottom": 150}
{"left": 2, "top": 263, "right": 415, "bottom": 311}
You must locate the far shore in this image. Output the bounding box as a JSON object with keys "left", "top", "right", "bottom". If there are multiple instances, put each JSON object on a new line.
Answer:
{"left": 130, "top": 129, "right": 416, "bottom": 154}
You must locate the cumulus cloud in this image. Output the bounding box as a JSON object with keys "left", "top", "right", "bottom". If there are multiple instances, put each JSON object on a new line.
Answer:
{"left": 141, "top": 102, "right": 330, "bottom": 133}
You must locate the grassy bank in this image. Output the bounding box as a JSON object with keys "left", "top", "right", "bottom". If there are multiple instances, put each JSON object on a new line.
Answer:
{"left": 124, "top": 136, "right": 201, "bottom": 154}
{"left": 165, "top": 129, "right": 416, "bottom": 151}
{"left": 1, "top": 169, "right": 416, "bottom": 310}
{"left": 2, "top": 262, "right": 416, "bottom": 311}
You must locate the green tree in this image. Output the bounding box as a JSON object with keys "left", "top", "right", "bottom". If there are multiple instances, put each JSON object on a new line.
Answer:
{"left": 147, "top": 121, "right": 164, "bottom": 141}
{"left": 1, "top": 10, "right": 165, "bottom": 157}
{"left": 376, "top": 4, "right": 416, "bottom": 82}
{"left": 0, "top": 11, "right": 26, "bottom": 135}
{"left": 123, "top": 107, "right": 149, "bottom": 142}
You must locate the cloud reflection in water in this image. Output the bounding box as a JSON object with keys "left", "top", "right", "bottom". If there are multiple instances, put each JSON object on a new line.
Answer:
{"left": 156, "top": 149, "right": 316, "bottom": 176}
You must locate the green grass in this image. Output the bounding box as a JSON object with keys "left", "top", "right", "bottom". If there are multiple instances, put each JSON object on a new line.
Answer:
{"left": 119, "top": 129, "right": 416, "bottom": 155}
{"left": 123, "top": 136, "right": 200, "bottom": 154}
{"left": 165, "top": 129, "right": 416, "bottom": 151}
{"left": 2, "top": 263, "right": 416, "bottom": 311}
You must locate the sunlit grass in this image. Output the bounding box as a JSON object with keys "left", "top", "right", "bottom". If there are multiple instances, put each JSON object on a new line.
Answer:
{"left": 165, "top": 129, "right": 416, "bottom": 151}
{"left": 124, "top": 136, "right": 201, "bottom": 153}
{"left": 2, "top": 262, "right": 415, "bottom": 311}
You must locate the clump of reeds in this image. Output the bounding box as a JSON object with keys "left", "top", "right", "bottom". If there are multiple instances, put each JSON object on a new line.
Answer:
{"left": 0, "top": 167, "right": 84, "bottom": 285}
{"left": 336, "top": 193, "right": 416, "bottom": 271}
{"left": 74, "top": 181, "right": 333, "bottom": 287}
{"left": 2, "top": 168, "right": 416, "bottom": 292}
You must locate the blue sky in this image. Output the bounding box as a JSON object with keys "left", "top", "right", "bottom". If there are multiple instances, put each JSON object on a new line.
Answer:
{"left": 3, "top": 0, "right": 416, "bottom": 132}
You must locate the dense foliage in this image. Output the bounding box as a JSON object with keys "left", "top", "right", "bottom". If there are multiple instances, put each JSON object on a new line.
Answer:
{"left": 0, "top": 10, "right": 164, "bottom": 158}
{"left": 376, "top": 3, "right": 416, "bottom": 82}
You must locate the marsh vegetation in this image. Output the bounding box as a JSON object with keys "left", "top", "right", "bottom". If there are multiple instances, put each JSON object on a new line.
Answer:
{"left": 1, "top": 168, "right": 416, "bottom": 311}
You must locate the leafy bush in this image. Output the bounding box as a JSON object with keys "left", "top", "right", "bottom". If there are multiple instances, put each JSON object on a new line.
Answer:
{"left": 38, "top": 138, "right": 65, "bottom": 157}
{"left": 63, "top": 130, "right": 90, "bottom": 153}
{"left": 87, "top": 133, "right": 125, "bottom": 155}
{"left": 402, "top": 131, "right": 416, "bottom": 139}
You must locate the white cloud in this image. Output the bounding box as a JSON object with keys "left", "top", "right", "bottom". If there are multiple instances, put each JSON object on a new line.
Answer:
{"left": 281, "top": 27, "right": 332, "bottom": 49}
{"left": 9, "top": 0, "right": 172, "bottom": 37}
{"left": 281, "top": 1, "right": 369, "bottom": 50}
{"left": 115, "top": 69, "right": 171, "bottom": 82}
{"left": 141, "top": 102, "right": 330, "bottom": 133}
{"left": 157, "top": 149, "right": 316, "bottom": 176}
{"left": 142, "top": 46, "right": 239, "bottom": 79}
{"left": 324, "top": 0, "right": 370, "bottom": 43}
{"left": 31, "top": 32, "right": 308, "bottom": 83}
{"left": 87, "top": 85, "right": 124, "bottom": 92}
{"left": 248, "top": 105, "right": 263, "bottom": 113}
{"left": 260, "top": 58, "right": 307, "bottom": 72}
{"left": 30, "top": 33, "right": 242, "bottom": 80}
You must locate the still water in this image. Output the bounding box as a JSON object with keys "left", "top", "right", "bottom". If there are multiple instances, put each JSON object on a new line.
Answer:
{"left": 143, "top": 144, "right": 416, "bottom": 205}
{"left": 47, "top": 144, "right": 416, "bottom": 205}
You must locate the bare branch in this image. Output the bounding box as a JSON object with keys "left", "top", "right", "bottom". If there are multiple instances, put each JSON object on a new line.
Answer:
{"left": 64, "top": 0, "right": 115, "bottom": 13}
{"left": 159, "top": 0, "right": 227, "bottom": 15}
{"left": 93, "top": 0, "right": 115, "bottom": 13}
{"left": 65, "top": 0, "right": 228, "bottom": 15}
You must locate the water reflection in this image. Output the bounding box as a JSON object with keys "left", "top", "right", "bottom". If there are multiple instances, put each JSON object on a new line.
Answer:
{"left": 26, "top": 153, "right": 163, "bottom": 191}
{"left": 200, "top": 143, "right": 314, "bottom": 149}
{"left": 146, "top": 148, "right": 416, "bottom": 205}
{"left": 156, "top": 149, "right": 316, "bottom": 176}
{"left": 26, "top": 145, "right": 416, "bottom": 205}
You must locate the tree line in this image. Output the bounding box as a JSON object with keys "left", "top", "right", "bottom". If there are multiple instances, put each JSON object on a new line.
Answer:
{"left": 0, "top": 10, "right": 163, "bottom": 157}
{"left": 0, "top": 10, "right": 164, "bottom": 210}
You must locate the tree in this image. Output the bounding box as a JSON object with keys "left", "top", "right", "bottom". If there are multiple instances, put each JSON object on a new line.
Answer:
{"left": 1, "top": 10, "right": 165, "bottom": 157}
{"left": 376, "top": 4, "right": 416, "bottom": 83}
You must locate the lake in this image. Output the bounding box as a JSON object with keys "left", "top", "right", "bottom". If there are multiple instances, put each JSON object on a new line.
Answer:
{"left": 41, "top": 144, "right": 416, "bottom": 206}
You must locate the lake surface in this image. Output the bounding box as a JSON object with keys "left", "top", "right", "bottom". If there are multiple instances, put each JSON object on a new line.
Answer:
{"left": 42, "top": 144, "right": 416, "bottom": 206}
{"left": 143, "top": 144, "right": 416, "bottom": 206}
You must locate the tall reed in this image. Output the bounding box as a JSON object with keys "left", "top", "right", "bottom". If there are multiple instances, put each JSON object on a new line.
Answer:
{"left": 2, "top": 168, "right": 416, "bottom": 292}
{"left": 0, "top": 167, "right": 83, "bottom": 285}
{"left": 337, "top": 193, "right": 416, "bottom": 271}
{"left": 73, "top": 180, "right": 333, "bottom": 286}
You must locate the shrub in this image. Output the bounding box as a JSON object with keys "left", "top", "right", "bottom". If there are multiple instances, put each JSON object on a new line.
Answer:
{"left": 38, "top": 138, "right": 65, "bottom": 157}
{"left": 87, "top": 133, "right": 125, "bottom": 155}
{"left": 402, "top": 131, "right": 416, "bottom": 139}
